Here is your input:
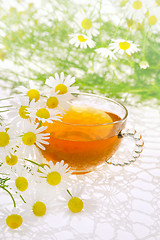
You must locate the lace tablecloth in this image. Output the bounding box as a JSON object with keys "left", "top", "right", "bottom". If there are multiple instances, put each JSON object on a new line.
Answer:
{"left": 0, "top": 97, "right": 160, "bottom": 240}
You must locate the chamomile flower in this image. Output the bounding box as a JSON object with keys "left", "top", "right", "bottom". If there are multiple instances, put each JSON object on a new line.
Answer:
{"left": 45, "top": 90, "right": 70, "bottom": 113}
{"left": 124, "top": 0, "right": 148, "bottom": 22}
{"left": 0, "top": 207, "right": 31, "bottom": 237}
{"left": 55, "top": 185, "right": 97, "bottom": 217}
{"left": 155, "top": 0, "right": 160, "bottom": 7}
{"left": 38, "top": 160, "right": 72, "bottom": 190}
{"left": 147, "top": 8, "right": 160, "bottom": 33}
{"left": 29, "top": 99, "right": 62, "bottom": 124}
{"left": 7, "top": 95, "right": 31, "bottom": 127}
{"left": 139, "top": 60, "right": 149, "bottom": 69}
{"left": 17, "top": 122, "right": 50, "bottom": 159}
{"left": 69, "top": 33, "right": 96, "bottom": 49}
{"left": 0, "top": 125, "right": 16, "bottom": 158}
{"left": 95, "top": 48, "right": 117, "bottom": 60}
{"left": 8, "top": 163, "right": 35, "bottom": 195}
{"left": 15, "top": 80, "right": 41, "bottom": 102}
{"left": 75, "top": 10, "right": 100, "bottom": 36}
{"left": 45, "top": 72, "right": 79, "bottom": 100}
{"left": 109, "top": 39, "right": 140, "bottom": 55}
{"left": 0, "top": 150, "right": 23, "bottom": 170}
{"left": 23, "top": 185, "right": 55, "bottom": 219}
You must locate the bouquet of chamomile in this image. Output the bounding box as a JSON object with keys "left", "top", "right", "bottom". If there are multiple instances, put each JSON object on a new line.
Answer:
{"left": 0, "top": 73, "right": 93, "bottom": 236}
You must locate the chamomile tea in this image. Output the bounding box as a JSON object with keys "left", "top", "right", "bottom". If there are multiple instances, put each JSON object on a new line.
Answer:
{"left": 41, "top": 103, "right": 125, "bottom": 174}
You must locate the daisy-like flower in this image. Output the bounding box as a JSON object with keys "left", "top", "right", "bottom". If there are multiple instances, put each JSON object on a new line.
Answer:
{"left": 55, "top": 185, "right": 97, "bottom": 217}
{"left": 109, "top": 39, "right": 140, "bottom": 55}
{"left": 45, "top": 90, "right": 71, "bottom": 113}
{"left": 147, "top": 8, "right": 160, "bottom": 33}
{"left": 139, "top": 60, "right": 149, "bottom": 69}
{"left": 38, "top": 160, "right": 72, "bottom": 190}
{"left": 8, "top": 163, "right": 34, "bottom": 195}
{"left": 45, "top": 72, "right": 79, "bottom": 101}
{"left": 23, "top": 185, "right": 55, "bottom": 219}
{"left": 155, "top": 0, "right": 160, "bottom": 7}
{"left": 69, "top": 33, "right": 96, "bottom": 49}
{"left": 74, "top": 10, "right": 100, "bottom": 36}
{"left": 7, "top": 95, "right": 31, "bottom": 127}
{"left": 0, "top": 150, "right": 23, "bottom": 170}
{"left": 95, "top": 48, "right": 117, "bottom": 60}
{"left": 29, "top": 99, "right": 62, "bottom": 124}
{"left": 124, "top": 0, "right": 148, "bottom": 22}
{"left": 0, "top": 207, "right": 31, "bottom": 237}
{"left": 15, "top": 80, "right": 41, "bottom": 102}
{"left": 17, "top": 121, "right": 50, "bottom": 159}
{"left": 0, "top": 125, "right": 16, "bottom": 158}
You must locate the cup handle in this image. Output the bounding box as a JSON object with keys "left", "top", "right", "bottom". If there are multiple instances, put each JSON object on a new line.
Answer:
{"left": 106, "top": 129, "right": 144, "bottom": 166}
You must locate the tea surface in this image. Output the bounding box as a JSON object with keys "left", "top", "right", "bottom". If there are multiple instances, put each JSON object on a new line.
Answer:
{"left": 42, "top": 105, "right": 122, "bottom": 173}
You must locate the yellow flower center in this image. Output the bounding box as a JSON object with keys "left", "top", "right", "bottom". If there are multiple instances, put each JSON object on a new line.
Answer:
{"left": 119, "top": 41, "right": 131, "bottom": 50}
{"left": 32, "top": 201, "right": 46, "bottom": 217}
{"left": 156, "top": 0, "right": 160, "bottom": 6}
{"left": 47, "top": 97, "right": 59, "bottom": 108}
{"left": 6, "top": 154, "right": 18, "bottom": 166}
{"left": 132, "top": 1, "right": 142, "bottom": 10}
{"left": 15, "top": 177, "right": 28, "bottom": 192}
{"left": 120, "top": 0, "right": 128, "bottom": 7}
{"left": 55, "top": 84, "right": 68, "bottom": 94}
{"left": 19, "top": 106, "right": 30, "bottom": 119}
{"left": 81, "top": 18, "right": 92, "bottom": 30}
{"left": 6, "top": 214, "right": 23, "bottom": 229}
{"left": 0, "top": 132, "right": 10, "bottom": 147}
{"left": 27, "top": 89, "right": 40, "bottom": 102}
{"left": 149, "top": 16, "right": 157, "bottom": 25}
{"left": 68, "top": 197, "right": 84, "bottom": 213}
{"left": 78, "top": 35, "right": 87, "bottom": 42}
{"left": 22, "top": 132, "right": 36, "bottom": 145}
{"left": 47, "top": 171, "right": 61, "bottom": 186}
{"left": 36, "top": 108, "right": 50, "bottom": 119}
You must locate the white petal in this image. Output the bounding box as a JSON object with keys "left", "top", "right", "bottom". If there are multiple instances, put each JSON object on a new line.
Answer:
{"left": 55, "top": 73, "right": 60, "bottom": 81}
{"left": 36, "top": 142, "right": 46, "bottom": 150}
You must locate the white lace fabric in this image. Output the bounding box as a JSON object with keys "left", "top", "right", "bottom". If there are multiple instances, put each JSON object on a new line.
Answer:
{"left": 0, "top": 103, "right": 160, "bottom": 240}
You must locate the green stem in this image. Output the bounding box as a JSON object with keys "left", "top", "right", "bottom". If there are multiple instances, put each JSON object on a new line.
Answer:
{"left": 113, "top": 15, "right": 124, "bottom": 40}
{"left": 0, "top": 97, "right": 13, "bottom": 101}
{"left": 20, "top": 194, "right": 26, "bottom": 203}
{"left": 0, "top": 110, "right": 9, "bottom": 113}
{"left": 128, "top": 89, "right": 149, "bottom": 93}
{"left": 142, "top": 20, "right": 147, "bottom": 60}
{"left": 99, "top": 0, "right": 102, "bottom": 43}
{"left": 0, "top": 105, "right": 12, "bottom": 108}
{"left": 0, "top": 186, "right": 16, "bottom": 207}
{"left": 24, "top": 158, "right": 42, "bottom": 167}
{"left": 67, "top": 189, "right": 73, "bottom": 198}
{"left": 38, "top": 120, "right": 42, "bottom": 128}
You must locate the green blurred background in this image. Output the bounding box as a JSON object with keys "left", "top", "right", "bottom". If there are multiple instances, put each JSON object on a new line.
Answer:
{"left": 0, "top": 0, "right": 160, "bottom": 104}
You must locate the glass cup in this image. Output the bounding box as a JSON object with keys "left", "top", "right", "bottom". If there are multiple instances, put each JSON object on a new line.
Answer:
{"left": 41, "top": 93, "right": 143, "bottom": 174}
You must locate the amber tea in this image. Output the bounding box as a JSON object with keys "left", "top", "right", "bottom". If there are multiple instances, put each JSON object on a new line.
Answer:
{"left": 41, "top": 94, "right": 127, "bottom": 174}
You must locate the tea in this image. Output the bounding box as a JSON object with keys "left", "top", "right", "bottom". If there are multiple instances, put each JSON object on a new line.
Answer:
{"left": 41, "top": 105, "right": 123, "bottom": 173}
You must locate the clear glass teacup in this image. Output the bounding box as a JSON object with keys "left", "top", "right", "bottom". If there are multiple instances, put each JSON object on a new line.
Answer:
{"left": 41, "top": 93, "right": 143, "bottom": 174}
